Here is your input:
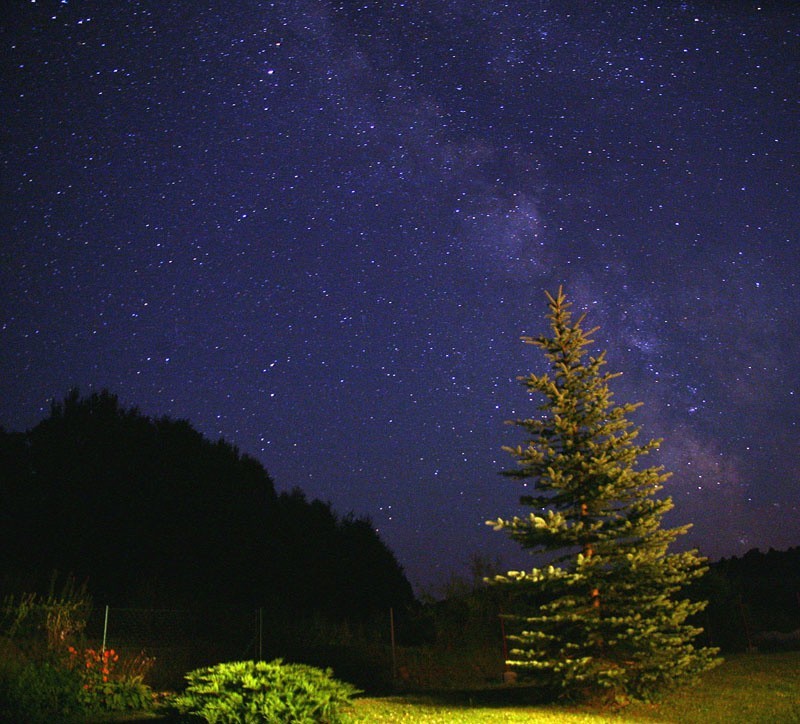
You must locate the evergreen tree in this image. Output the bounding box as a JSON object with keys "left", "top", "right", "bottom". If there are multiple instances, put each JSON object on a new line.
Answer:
{"left": 488, "top": 288, "right": 720, "bottom": 703}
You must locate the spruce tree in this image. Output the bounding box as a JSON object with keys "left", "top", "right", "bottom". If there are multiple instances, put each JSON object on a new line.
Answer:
{"left": 488, "top": 288, "right": 719, "bottom": 703}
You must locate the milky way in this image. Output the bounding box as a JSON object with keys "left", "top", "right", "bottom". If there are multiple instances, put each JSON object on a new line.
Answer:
{"left": 2, "top": 1, "right": 798, "bottom": 591}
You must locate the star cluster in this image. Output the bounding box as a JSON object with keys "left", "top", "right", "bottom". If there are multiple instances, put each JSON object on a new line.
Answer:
{"left": 2, "top": 1, "right": 798, "bottom": 591}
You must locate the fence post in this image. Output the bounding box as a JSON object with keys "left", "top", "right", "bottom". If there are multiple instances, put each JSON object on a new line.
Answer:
{"left": 101, "top": 605, "right": 109, "bottom": 653}
{"left": 389, "top": 607, "right": 397, "bottom": 680}
{"left": 258, "top": 608, "right": 263, "bottom": 660}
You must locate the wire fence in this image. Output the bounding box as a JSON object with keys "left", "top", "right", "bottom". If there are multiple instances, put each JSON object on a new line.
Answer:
{"left": 81, "top": 605, "right": 398, "bottom": 690}
{"left": 83, "top": 605, "right": 265, "bottom": 689}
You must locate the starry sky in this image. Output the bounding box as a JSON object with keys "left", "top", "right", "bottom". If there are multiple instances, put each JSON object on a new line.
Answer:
{"left": 2, "top": 0, "right": 799, "bottom": 593}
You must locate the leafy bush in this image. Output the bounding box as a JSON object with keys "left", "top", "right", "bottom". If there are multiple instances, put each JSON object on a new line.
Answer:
{"left": 0, "top": 578, "right": 92, "bottom": 720}
{"left": 1, "top": 577, "right": 91, "bottom": 656}
{"left": 0, "top": 658, "right": 86, "bottom": 723}
{"left": 1, "top": 586, "right": 91, "bottom": 724}
{"left": 1, "top": 585, "right": 155, "bottom": 717}
{"left": 65, "top": 645, "right": 155, "bottom": 713}
{"left": 171, "top": 658, "right": 362, "bottom": 723}
{"left": 81, "top": 676, "right": 155, "bottom": 712}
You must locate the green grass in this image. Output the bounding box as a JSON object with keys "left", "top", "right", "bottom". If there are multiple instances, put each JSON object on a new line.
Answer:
{"left": 76, "top": 651, "right": 800, "bottom": 723}
{"left": 350, "top": 652, "right": 800, "bottom": 723}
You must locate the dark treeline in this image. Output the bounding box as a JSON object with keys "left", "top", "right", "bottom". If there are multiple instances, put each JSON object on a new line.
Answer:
{"left": 0, "top": 389, "right": 415, "bottom": 620}
{"left": 407, "top": 546, "right": 800, "bottom": 672}
{"left": 694, "top": 546, "right": 800, "bottom": 651}
{"left": 3, "top": 389, "right": 797, "bottom": 664}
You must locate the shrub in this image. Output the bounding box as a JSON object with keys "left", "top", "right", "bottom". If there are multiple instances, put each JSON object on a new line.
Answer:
{"left": 0, "top": 584, "right": 91, "bottom": 722}
{"left": 65, "top": 645, "right": 155, "bottom": 713}
{"left": 1, "top": 577, "right": 91, "bottom": 657}
{"left": 80, "top": 676, "right": 155, "bottom": 712}
{"left": 170, "top": 658, "right": 362, "bottom": 723}
{"left": 0, "top": 658, "right": 86, "bottom": 723}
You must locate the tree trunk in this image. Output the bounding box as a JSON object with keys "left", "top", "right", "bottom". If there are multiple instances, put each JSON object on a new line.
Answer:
{"left": 581, "top": 503, "right": 601, "bottom": 610}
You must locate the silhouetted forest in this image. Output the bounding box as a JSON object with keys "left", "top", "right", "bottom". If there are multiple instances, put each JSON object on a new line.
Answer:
{"left": 2, "top": 389, "right": 798, "bottom": 661}
{"left": 695, "top": 546, "right": 800, "bottom": 651}
{"left": 0, "top": 390, "right": 415, "bottom": 618}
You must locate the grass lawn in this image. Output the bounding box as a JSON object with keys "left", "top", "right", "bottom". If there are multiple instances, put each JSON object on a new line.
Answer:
{"left": 86, "top": 651, "right": 800, "bottom": 723}
{"left": 350, "top": 651, "right": 800, "bottom": 723}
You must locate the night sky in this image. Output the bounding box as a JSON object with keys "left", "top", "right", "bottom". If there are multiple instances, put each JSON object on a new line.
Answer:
{"left": 2, "top": 1, "right": 799, "bottom": 593}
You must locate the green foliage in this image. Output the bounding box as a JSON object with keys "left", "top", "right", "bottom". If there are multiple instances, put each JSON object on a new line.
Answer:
{"left": 488, "top": 288, "right": 720, "bottom": 703}
{"left": 1, "top": 584, "right": 155, "bottom": 717}
{"left": 81, "top": 676, "right": 155, "bottom": 712}
{"left": 0, "top": 658, "right": 85, "bottom": 723}
{"left": 0, "top": 578, "right": 96, "bottom": 720}
{"left": 66, "top": 645, "right": 155, "bottom": 712}
{"left": 1, "top": 575, "right": 91, "bottom": 654}
{"left": 170, "top": 658, "right": 362, "bottom": 723}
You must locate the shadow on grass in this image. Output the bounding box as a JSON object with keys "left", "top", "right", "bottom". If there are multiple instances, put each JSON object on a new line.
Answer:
{"left": 91, "top": 714, "right": 207, "bottom": 724}
{"left": 386, "top": 682, "right": 556, "bottom": 710}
